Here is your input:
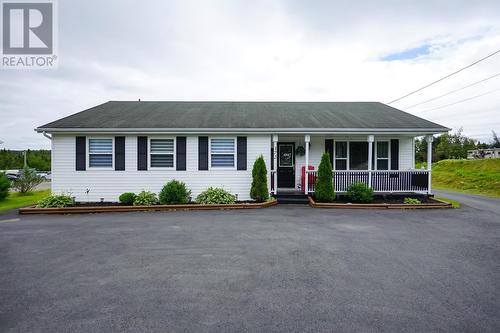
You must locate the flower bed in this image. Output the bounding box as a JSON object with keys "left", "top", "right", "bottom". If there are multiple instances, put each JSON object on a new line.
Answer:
{"left": 308, "top": 196, "right": 452, "bottom": 209}
{"left": 18, "top": 199, "right": 278, "bottom": 215}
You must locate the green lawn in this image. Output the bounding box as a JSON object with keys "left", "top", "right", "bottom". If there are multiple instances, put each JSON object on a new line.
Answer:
{"left": 0, "top": 190, "right": 51, "bottom": 212}
{"left": 429, "top": 159, "right": 500, "bottom": 198}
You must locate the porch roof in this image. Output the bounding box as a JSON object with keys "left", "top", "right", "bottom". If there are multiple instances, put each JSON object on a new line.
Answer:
{"left": 37, "top": 101, "right": 449, "bottom": 134}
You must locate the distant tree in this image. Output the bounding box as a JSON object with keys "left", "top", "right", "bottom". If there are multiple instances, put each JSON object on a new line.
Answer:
{"left": 0, "top": 149, "right": 51, "bottom": 171}
{"left": 492, "top": 130, "right": 500, "bottom": 148}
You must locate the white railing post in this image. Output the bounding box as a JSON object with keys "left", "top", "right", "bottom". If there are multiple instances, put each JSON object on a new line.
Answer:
{"left": 426, "top": 135, "right": 433, "bottom": 195}
{"left": 304, "top": 135, "right": 310, "bottom": 194}
{"left": 272, "top": 134, "right": 278, "bottom": 194}
{"left": 367, "top": 135, "right": 374, "bottom": 188}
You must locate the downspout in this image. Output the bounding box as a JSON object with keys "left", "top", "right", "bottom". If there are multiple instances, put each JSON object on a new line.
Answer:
{"left": 42, "top": 131, "right": 52, "bottom": 140}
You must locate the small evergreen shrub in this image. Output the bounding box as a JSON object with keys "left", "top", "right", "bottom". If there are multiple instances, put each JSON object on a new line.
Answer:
{"left": 250, "top": 155, "right": 269, "bottom": 202}
{"left": 12, "top": 167, "right": 43, "bottom": 194}
{"left": 37, "top": 194, "right": 74, "bottom": 208}
{"left": 315, "top": 152, "right": 334, "bottom": 202}
{"left": 159, "top": 180, "right": 191, "bottom": 204}
{"left": 346, "top": 182, "right": 374, "bottom": 203}
{"left": 119, "top": 192, "right": 136, "bottom": 205}
{"left": 404, "top": 197, "right": 422, "bottom": 205}
{"left": 0, "top": 173, "right": 10, "bottom": 201}
{"left": 133, "top": 190, "right": 158, "bottom": 206}
{"left": 196, "top": 187, "right": 236, "bottom": 204}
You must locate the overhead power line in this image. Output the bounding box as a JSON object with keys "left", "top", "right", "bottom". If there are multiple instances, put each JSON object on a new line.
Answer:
{"left": 417, "top": 88, "right": 500, "bottom": 114}
{"left": 387, "top": 48, "right": 500, "bottom": 105}
{"left": 404, "top": 72, "right": 500, "bottom": 109}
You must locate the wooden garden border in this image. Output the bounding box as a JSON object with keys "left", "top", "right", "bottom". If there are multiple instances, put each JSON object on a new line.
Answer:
{"left": 308, "top": 196, "right": 452, "bottom": 209}
{"left": 19, "top": 199, "right": 278, "bottom": 215}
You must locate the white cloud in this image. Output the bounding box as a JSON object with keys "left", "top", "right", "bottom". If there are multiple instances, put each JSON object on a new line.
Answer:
{"left": 1, "top": 0, "right": 500, "bottom": 149}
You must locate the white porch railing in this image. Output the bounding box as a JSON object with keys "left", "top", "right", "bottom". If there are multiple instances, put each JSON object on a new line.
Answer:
{"left": 305, "top": 170, "right": 430, "bottom": 194}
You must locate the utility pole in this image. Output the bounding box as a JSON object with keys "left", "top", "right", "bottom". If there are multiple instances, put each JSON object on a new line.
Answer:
{"left": 23, "top": 150, "right": 27, "bottom": 168}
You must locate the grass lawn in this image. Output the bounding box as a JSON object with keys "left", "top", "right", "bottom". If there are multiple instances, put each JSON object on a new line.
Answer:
{"left": 0, "top": 190, "right": 51, "bottom": 212}
{"left": 434, "top": 196, "right": 461, "bottom": 208}
{"left": 428, "top": 159, "right": 500, "bottom": 198}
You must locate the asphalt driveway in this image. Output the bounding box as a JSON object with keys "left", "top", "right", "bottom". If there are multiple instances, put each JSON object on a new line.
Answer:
{"left": 1, "top": 202, "right": 499, "bottom": 332}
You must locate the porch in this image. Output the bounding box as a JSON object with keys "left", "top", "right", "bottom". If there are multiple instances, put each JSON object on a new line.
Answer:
{"left": 269, "top": 134, "right": 434, "bottom": 195}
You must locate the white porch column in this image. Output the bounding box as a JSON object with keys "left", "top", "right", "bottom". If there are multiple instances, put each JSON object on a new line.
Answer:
{"left": 426, "top": 135, "right": 434, "bottom": 195}
{"left": 272, "top": 134, "right": 278, "bottom": 194}
{"left": 367, "top": 135, "right": 374, "bottom": 188}
{"left": 304, "top": 135, "right": 311, "bottom": 194}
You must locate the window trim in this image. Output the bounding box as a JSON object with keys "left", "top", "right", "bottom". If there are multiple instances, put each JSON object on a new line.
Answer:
{"left": 333, "top": 140, "right": 349, "bottom": 170}
{"left": 209, "top": 137, "right": 237, "bottom": 170}
{"left": 375, "top": 140, "right": 390, "bottom": 170}
{"left": 87, "top": 137, "right": 114, "bottom": 170}
{"left": 148, "top": 137, "right": 176, "bottom": 170}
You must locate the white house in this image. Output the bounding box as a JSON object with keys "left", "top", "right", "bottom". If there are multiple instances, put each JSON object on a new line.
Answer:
{"left": 36, "top": 101, "right": 449, "bottom": 202}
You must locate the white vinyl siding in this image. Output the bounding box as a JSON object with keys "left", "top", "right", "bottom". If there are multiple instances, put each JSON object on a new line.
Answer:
{"left": 51, "top": 134, "right": 270, "bottom": 202}
{"left": 150, "top": 138, "right": 174, "bottom": 168}
{"left": 210, "top": 138, "right": 235, "bottom": 168}
{"left": 88, "top": 138, "right": 113, "bottom": 168}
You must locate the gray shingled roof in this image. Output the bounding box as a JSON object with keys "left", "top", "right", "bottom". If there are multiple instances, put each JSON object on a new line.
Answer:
{"left": 37, "top": 101, "right": 449, "bottom": 132}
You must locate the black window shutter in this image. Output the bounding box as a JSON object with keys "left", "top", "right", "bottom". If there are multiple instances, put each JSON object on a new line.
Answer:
{"left": 237, "top": 136, "right": 247, "bottom": 170}
{"left": 390, "top": 139, "right": 399, "bottom": 170}
{"left": 75, "top": 136, "right": 86, "bottom": 171}
{"left": 137, "top": 136, "right": 148, "bottom": 171}
{"left": 270, "top": 147, "right": 274, "bottom": 170}
{"left": 115, "top": 136, "right": 125, "bottom": 171}
{"left": 198, "top": 136, "right": 208, "bottom": 170}
{"left": 176, "top": 136, "right": 186, "bottom": 170}
{"left": 325, "top": 139, "right": 334, "bottom": 166}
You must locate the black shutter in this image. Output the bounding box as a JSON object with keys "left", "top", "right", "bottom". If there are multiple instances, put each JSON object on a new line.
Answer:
{"left": 271, "top": 147, "right": 274, "bottom": 170}
{"left": 176, "top": 136, "right": 186, "bottom": 170}
{"left": 237, "top": 136, "right": 247, "bottom": 170}
{"left": 198, "top": 136, "right": 208, "bottom": 170}
{"left": 75, "top": 136, "right": 86, "bottom": 171}
{"left": 115, "top": 136, "right": 125, "bottom": 171}
{"left": 325, "top": 139, "right": 334, "bottom": 166}
{"left": 137, "top": 136, "right": 148, "bottom": 171}
{"left": 391, "top": 139, "right": 399, "bottom": 170}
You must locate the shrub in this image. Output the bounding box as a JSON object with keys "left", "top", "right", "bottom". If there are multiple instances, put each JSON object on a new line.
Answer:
{"left": 37, "top": 194, "right": 74, "bottom": 208}
{"left": 119, "top": 192, "right": 136, "bottom": 205}
{"left": 315, "top": 152, "right": 334, "bottom": 202}
{"left": 346, "top": 182, "right": 374, "bottom": 203}
{"left": 12, "top": 167, "right": 43, "bottom": 194}
{"left": 133, "top": 190, "right": 158, "bottom": 206}
{"left": 404, "top": 197, "right": 422, "bottom": 205}
{"left": 250, "top": 155, "right": 269, "bottom": 202}
{"left": 196, "top": 187, "right": 236, "bottom": 204}
{"left": 0, "top": 173, "right": 10, "bottom": 201}
{"left": 159, "top": 180, "right": 191, "bottom": 204}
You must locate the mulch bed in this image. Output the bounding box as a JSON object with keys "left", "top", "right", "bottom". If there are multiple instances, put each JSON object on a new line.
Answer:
{"left": 18, "top": 199, "right": 278, "bottom": 215}
{"left": 309, "top": 195, "right": 452, "bottom": 209}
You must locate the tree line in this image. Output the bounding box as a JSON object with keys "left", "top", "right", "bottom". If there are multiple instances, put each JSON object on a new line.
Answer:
{"left": 415, "top": 129, "right": 500, "bottom": 163}
{"left": 0, "top": 149, "right": 51, "bottom": 171}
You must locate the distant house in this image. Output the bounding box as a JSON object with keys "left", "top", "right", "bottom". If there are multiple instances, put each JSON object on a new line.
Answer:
{"left": 36, "top": 101, "right": 449, "bottom": 202}
{"left": 467, "top": 148, "right": 500, "bottom": 160}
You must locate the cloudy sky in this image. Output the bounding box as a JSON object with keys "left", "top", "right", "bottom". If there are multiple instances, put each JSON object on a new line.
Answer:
{"left": 1, "top": 0, "right": 500, "bottom": 149}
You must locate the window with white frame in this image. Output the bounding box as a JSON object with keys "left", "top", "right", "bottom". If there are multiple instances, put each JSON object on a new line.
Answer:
{"left": 88, "top": 138, "right": 113, "bottom": 168}
{"left": 211, "top": 138, "right": 235, "bottom": 168}
{"left": 376, "top": 141, "right": 389, "bottom": 170}
{"left": 335, "top": 141, "right": 347, "bottom": 170}
{"left": 150, "top": 139, "right": 174, "bottom": 168}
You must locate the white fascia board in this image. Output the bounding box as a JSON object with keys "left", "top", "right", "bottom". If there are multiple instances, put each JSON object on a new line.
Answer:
{"left": 35, "top": 127, "right": 451, "bottom": 135}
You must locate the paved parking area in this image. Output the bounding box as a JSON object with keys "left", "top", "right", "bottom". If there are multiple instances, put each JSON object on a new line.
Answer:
{"left": 1, "top": 202, "right": 499, "bottom": 332}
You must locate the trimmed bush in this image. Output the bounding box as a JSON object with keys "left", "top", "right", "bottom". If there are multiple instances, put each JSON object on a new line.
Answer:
{"left": 119, "top": 192, "right": 136, "bottom": 205}
{"left": 196, "top": 187, "right": 236, "bottom": 204}
{"left": 0, "top": 173, "right": 10, "bottom": 201}
{"left": 250, "top": 155, "right": 269, "bottom": 202}
{"left": 37, "top": 194, "right": 74, "bottom": 208}
{"left": 12, "top": 167, "right": 43, "bottom": 194}
{"left": 346, "top": 182, "right": 374, "bottom": 203}
{"left": 159, "top": 180, "right": 191, "bottom": 204}
{"left": 404, "top": 197, "right": 422, "bottom": 205}
{"left": 133, "top": 190, "right": 158, "bottom": 206}
{"left": 315, "top": 152, "right": 334, "bottom": 202}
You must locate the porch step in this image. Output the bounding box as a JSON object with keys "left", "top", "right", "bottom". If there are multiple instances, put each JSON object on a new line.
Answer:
{"left": 273, "top": 193, "right": 309, "bottom": 204}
